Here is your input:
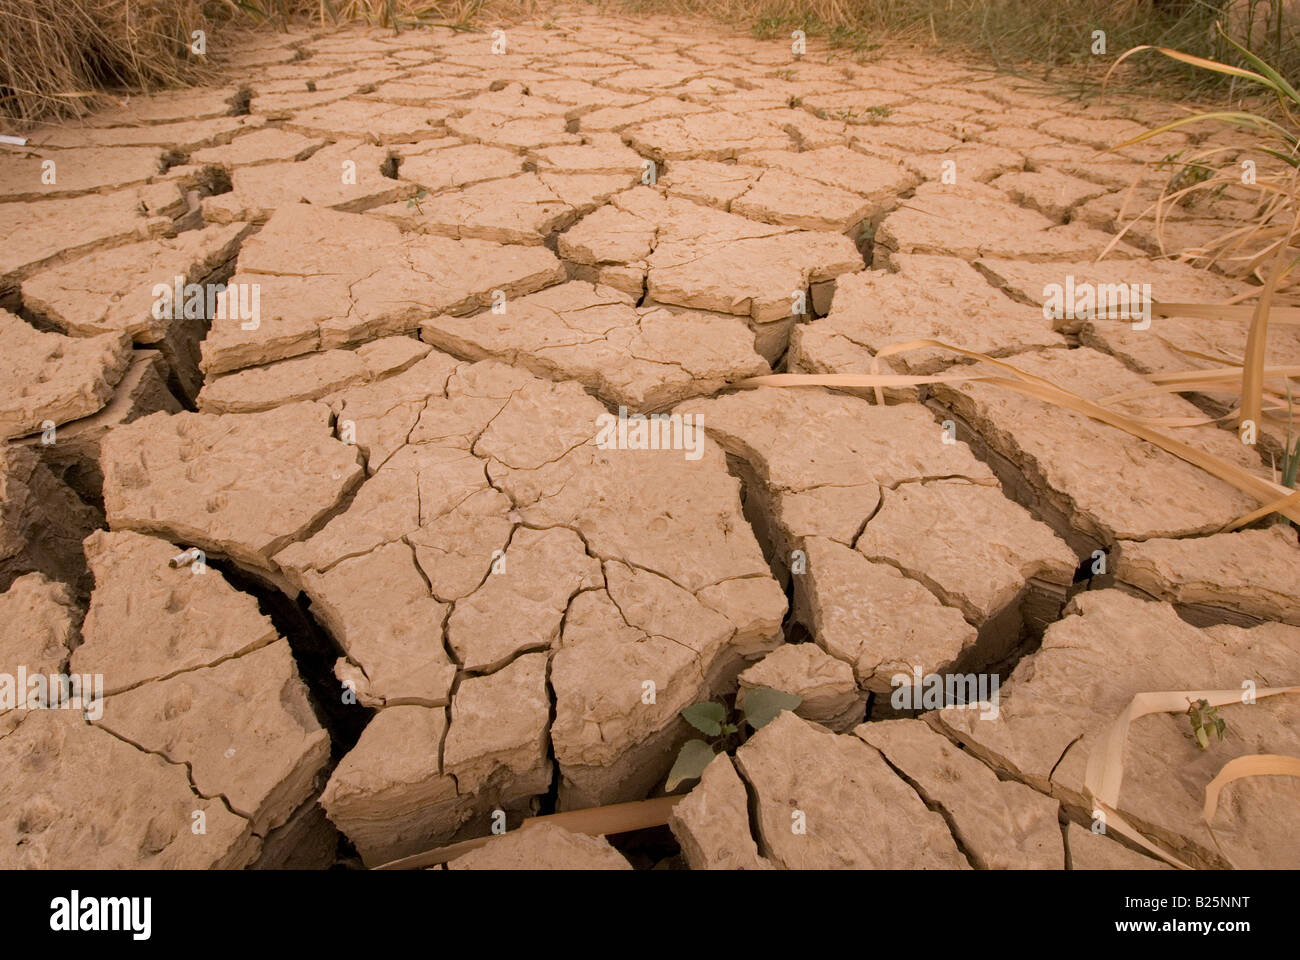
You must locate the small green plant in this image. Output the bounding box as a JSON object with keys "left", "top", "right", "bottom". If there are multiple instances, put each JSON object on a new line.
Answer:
{"left": 1187, "top": 698, "right": 1227, "bottom": 750}
{"left": 666, "top": 687, "right": 801, "bottom": 791}
{"left": 827, "top": 24, "right": 877, "bottom": 54}
{"left": 787, "top": 95, "right": 802, "bottom": 108}
{"left": 406, "top": 188, "right": 428, "bottom": 214}
{"left": 830, "top": 104, "right": 891, "bottom": 125}
{"left": 1155, "top": 150, "right": 1216, "bottom": 207}
{"left": 773, "top": 68, "right": 796, "bottom": 82}
{"left": 1281, "top": 386, "right": 1299, "bottom": 527}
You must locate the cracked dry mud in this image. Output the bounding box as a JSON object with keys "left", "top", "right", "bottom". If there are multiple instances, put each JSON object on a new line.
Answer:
{"left": 1, "top": 8, "right": 1297, "bottom": 872}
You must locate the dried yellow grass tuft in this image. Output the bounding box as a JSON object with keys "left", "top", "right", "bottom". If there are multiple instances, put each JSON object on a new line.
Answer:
{"left": 0, "top": 0, "right": 218, "bottom": 125}
{"left": 1094, "top": 26, "right": 1300, "bottom": 504}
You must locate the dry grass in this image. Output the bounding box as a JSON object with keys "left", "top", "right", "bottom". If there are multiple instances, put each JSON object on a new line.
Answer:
{"left": 1099, "top": 29, "right": 1300, "bottom": 499}
{"left": 1104, "top": 28, "right": 1299, "bottom": 286}
{"left": 0, "top": 0, "right": 493, "bottom": 124}
{"left": 0, "top": 0, "right": 222, "bottom": 125}
{"left": 616, "top": 0, "right": 1299, "bottom": 97}
{"left": 231, "top": 0, "right": 493, "bottom": 30}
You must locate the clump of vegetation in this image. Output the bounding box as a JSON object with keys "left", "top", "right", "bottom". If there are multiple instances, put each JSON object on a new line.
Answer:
{"left": 235, "top": 0, "right": 487, "bottom": 31}
{"left": 665, "top": 687, "right": 802, "bottom": 790}
{"left": 0, "top": 0, "right": 500, "bottom": 124}
{"left": 1108, "top": 22, "right": 1299, "bottom": 281}
{"left": 1187, "top": 698, "right": 1227, "bottom": 749}
{"left": 1102, "top": 24, "right": 1299, "bottom": 523}
{"left": 826, "top": 103, "right": 891, "bottom": 124}
{"left": 0, "top": 0, "right": 214, "bottom": 124}
{"left": 1154, "top": 150, "right": 1219, "bottom": 208}
{"left": 827, "top": 22, "right": 877, "bottom": 54}
{"left": 750, "top": 13, "right": 809, "bottom": 40}
{"left": 406, "top": 189, "right": 429, "bottom": 213}
{"left": 627, "top": 0, "right": 1299, "bottom": 99}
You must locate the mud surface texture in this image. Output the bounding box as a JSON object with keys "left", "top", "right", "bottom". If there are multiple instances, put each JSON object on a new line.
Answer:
{"left": 1, "top": 9, "right": 1295, "bottom": 870}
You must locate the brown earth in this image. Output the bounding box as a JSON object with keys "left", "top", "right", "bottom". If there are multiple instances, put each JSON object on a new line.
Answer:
{"left": 0, "top": 8, "right": 1296, "bottom": 870}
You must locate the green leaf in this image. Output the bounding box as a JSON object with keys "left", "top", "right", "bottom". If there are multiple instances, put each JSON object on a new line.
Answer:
{"left": 665, "top": 739, "right": 715, "bottom": 791}
{"left": 1257, "top": 147, "right": 1300, "bottom": 170}
{"left": 1107, "top": 111, "right": 1291, "bottom": 153}
{"left": 681, "top": 701, "right": 726, "bottom": 736}
{"left": 1214, "top": 24, "right": 1300, "bottom": 110}
{"left": 742, "top": 686, "right": 803, "bottom": 729}
{"left": 1195, "top": 726, "right": 1210, "bottom": 750}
